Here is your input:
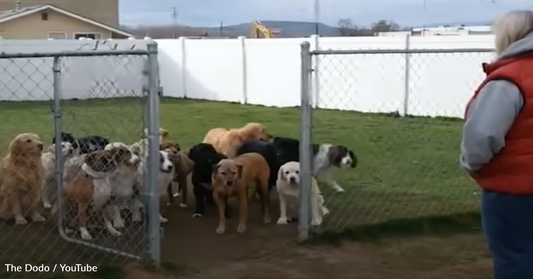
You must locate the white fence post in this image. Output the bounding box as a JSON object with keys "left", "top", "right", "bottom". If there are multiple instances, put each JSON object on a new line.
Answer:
{"left": 238, "top": 36, "right": 248, "bottom": 104}
{"left": 310, "top": 34, "right": 320, "bottom": 108}
{"left": 179, "top": 37, "right": 188, "bottom": 98}
{"left": 402, "top": 34, "right": 411, "bottom": 116}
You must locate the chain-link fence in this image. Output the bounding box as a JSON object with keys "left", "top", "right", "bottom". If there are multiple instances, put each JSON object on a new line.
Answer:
{"left": 297, "top": 41, "right": 494, "bottom": 239}
{"left": 0, "top": 45, "right": 161, "bottom": 278}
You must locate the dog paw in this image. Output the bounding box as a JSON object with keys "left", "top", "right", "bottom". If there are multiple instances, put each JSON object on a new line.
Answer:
{"left": 237, "top": 224, "right": 247, "bottom": 234}
{"left": 31, "top": 215, "right": 46, "bottom": 222}
{"left": 310, "top": 218, "right": 323, "bottom": 226}
{"left": 43, "top": 202, "right": 52, "bottom": 209}
{"left": 192, "top": 213, "right": 203, "bottom": 218}
{"left": 166, "top": 202, "right": 173, "bottom": 206}
{"left": 81, "top": 232, "right": 93, "bottom": 240}
{"left": 113, "top": 218, "right": 125, "bottom": 228}
{"left": 277, "top": 218, "right": 288, "bottom": 225}
{"left": 15, "top": 217, "right": 28, "bottom": 225}
{"left": 179, "top": 203, "right": 187, "bottom": 208}
{"left": 321, "top": 207, "right": 330, "bottom": 216}
{"left": 108, "top": 228, "right": 122, "bottom": 237}
{"left": 263, "top": 216, "right": 271, "bottom": 224}
{"left": 159, "top": 216, "right": 168, "bottom": 223}
{"left": 215, "top": 226, "right": 225, "bottom": 235}
{"left": 173, "top": 192, "right": 180, "bottom": 197}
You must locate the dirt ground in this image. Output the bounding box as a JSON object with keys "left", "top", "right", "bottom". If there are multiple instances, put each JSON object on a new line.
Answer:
{"left": 0, "top": 193, "right": 491, "bottom": 279}
{"left": 151, "top": 197, "right": 492, "bottom": 279}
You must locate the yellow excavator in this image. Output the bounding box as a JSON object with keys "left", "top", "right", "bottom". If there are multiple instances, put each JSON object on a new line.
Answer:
{"left": 251, "top": 21, "right": 279, "bottom": 38}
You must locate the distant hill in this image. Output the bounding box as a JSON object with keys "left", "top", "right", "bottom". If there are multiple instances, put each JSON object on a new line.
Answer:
{"left": 199, "top": 21, "right": 339, "bottom": 38}
{"left": 123, "top": 20, "right": 492, "bottom": 39}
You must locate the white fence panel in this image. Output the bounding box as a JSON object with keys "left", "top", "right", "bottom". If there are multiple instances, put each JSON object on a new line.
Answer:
{"left": 0, "top": 36, "right": 497, "bottom": 118}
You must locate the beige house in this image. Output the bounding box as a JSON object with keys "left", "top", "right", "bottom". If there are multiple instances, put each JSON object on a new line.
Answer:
{"left": 0, "top": 4, "right": 133, "bottom": 39}
{"left": 0, "top": 0, "right": 119, "bottom": 28}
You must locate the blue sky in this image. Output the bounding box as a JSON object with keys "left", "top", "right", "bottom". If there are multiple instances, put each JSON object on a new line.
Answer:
{"left": 120, "top": 0, "right": 533, "bottom": 27}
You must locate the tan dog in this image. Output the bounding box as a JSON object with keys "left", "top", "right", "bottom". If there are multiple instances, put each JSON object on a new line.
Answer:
{"left": 202, "top": 123, "right": 272, "bottom": 158}
{"left": 211, "top": 152, "right": 271, "bottom": 234}
{"left": 0, "top": 133, "right": 45, "bottom": 225}
{"left": 61, "top": 147, "right": 132, "bottom": 240}
{"left": 160, "top": 142, "right": 194, "bottom": 207}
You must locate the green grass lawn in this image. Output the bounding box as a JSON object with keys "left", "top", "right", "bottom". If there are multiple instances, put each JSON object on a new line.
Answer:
{"left": 0, "top": 97, "right": 478, "bottom": 233}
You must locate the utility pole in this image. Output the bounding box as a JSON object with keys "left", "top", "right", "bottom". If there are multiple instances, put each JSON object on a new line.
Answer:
{"left": 219, "top": 22, "right": 224, "bottom": 37}
{"left": 171, "top": 7, "right": 179, "bottom": 38}
{"left": 313, "top": 0, "right": 319, "bottom": 35}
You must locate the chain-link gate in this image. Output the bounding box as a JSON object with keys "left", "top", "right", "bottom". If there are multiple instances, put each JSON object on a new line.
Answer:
{"left": 0, "top": 44, "right": 161, "bottom": 278}
{"left": 298, "top": 40, "right": 495, "bottom": 240}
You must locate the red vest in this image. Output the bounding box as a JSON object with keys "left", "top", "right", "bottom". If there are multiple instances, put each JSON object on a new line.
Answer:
{"left": 465, "top": 53, "right": 533, "bottom": 195}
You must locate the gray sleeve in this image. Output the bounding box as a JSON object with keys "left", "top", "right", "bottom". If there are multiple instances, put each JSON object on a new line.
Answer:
{"left": 460, "top": 80, "right": 523, "bottom": 172}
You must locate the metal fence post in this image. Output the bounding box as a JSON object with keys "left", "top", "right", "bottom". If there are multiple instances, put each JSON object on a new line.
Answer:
{"left": 180, "top": 37, "right": 188, "bottom": 98}
{"left": 402, "top": 34, "right": 411, "bottom": 116}
{"left": 312, "top": 35, "right": 320, "bottom": 108}
{"left": 146, "top": 43, "right": 161, "bottom": 265}
{"left": 298, "top": 41, "right": 313, "bottom": 242}
{"left": 239, "top": 36, "right": 248, "bottom": 104}
{"left": 52, "top": 56, "right": 65, "bottom": 236}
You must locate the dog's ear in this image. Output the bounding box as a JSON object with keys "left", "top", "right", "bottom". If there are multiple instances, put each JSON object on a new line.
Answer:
{"left": 187, "top": 146, "right": 197, "bottom": 160}
{"left": 236, "top": 164, "right": 243, "bottom": 178}
{"left": 48, "top": 144, "right": 55, "bottom": 153}
{"left": 349, "top": 150, "right": 357, "bottom": 168}
{"left": 277, "top": 166, "right": 285, "bottom": 182}
{"left": 212, "top": 163, "right": 220, "bottom": 174}
{"left": 111, "top": 147, "right": 130, "bottom": 161}
{"left": 84, "top": 152, "right": 97, "bottom": 166}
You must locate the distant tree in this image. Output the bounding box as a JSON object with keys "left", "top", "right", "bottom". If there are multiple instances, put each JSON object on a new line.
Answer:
{"left": 371, "top": 20, "right": 400, "bottom": 33}
{"left": 337, "top": 18, "right": 359, "bottom": 36}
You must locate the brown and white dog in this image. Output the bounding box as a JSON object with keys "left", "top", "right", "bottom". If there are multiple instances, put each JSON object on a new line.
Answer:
{"left": 160, "top": 142, "right": 194, "bottom": 208}
{"left": 211, "top": 152, "right": 271, "bottom": 234}
{"left": 276, "top": 161, "right": 329, "bottom": 226}
{"left": 61, "top": 147, "right": 132, "bottom": 240}
{"left": 104, "top": 142, "right": 142, "bottom": 228}
{"left": 0, "top": 133, "right": 45, "bottom": 225}
{"left": 203, "top": 123, "right": 273, "bottom": 158}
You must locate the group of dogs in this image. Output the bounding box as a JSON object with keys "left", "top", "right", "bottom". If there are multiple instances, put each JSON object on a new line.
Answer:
{"left": 0, "top": 122, "right": 357, "bottom": 237}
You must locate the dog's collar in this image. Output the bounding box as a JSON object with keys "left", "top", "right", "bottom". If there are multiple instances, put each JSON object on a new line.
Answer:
{"left": 81, "top": 163, "right": 110, "bottom": 179}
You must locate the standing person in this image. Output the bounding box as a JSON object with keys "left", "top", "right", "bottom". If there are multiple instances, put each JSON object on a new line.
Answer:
{"left": 460, "top": 10, "right": 533, "bottom": 279}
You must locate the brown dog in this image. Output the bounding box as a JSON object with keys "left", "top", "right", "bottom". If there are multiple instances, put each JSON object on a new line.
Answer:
{"left": 61, "top": 147, "right": 132, "bottom": 241}
{"left": 160, "top": 142, "right": 194, "bottom": 207}
{"left": 0, "top": 133, "right": 45, "bottom": 225}
{"left": 211, "top": 152, "right": 271, "bottom": 234}
{"left": 202, "top": 123, "right": 273, "bottom": 158}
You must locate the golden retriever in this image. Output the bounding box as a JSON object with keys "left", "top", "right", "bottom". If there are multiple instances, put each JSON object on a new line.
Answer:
{"left": 0, "top": 133, "right": 45, "bottom": 225}
{"left": 202, "top": 123, "right": 272, "bottom": 158}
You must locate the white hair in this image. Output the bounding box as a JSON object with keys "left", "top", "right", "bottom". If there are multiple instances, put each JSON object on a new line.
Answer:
{"left": 492, "top": 10, "right": 533, "bottom": 55}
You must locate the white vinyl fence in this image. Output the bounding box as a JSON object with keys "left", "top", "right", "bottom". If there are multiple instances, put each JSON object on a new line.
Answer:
{"left": 0, "top": 35, "right": 496, "bottom": 118}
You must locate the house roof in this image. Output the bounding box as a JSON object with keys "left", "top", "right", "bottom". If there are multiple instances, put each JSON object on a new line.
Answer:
{"left": 0, "top": 4, "right": 134, "bottom": 37}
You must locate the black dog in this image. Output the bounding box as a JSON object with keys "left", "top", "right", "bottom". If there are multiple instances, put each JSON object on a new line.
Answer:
{"left": 187, "top": 143, "right": 227, "bottom": 217}
{"left": 53, "top": 132, "right": 110, "bottom": 154}
{"left": 236, "top": 140, "right": 281, "bottom": 190}
{"left": 272, "top": 136, "right": 303, "bottom": 164}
